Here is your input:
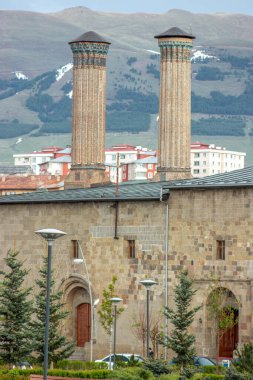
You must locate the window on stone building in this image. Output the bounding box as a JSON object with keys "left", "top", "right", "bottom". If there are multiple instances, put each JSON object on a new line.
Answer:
{"left": 127, "top": 240, "right": 135, "bottom": 258}
{"left": 72, "top": 240, "right": 79, "bottom": 259}
{"left": 217, "top": 240, "right": 225, "bottom": 260}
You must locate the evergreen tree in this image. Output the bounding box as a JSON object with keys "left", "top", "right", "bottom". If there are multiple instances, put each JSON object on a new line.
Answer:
{"left": 32, "top": 257, "right": 74, "bottom": 365}
{"left": 163, "top": 270, "right": 201, "bottom": 371}
{"left": 0, "top": 250, "right": 33, "bottom": 365}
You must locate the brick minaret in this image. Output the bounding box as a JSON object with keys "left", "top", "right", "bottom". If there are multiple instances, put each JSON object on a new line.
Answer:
{"left": 65, "top": 31, "right": 111, "bottom": 189}
{"left": 155, "top": 27, "right": 195, "bottom": 180}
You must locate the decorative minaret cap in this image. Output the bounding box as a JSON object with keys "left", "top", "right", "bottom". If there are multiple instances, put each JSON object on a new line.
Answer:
{"left": 69, "top": 30, "right": 111, "bottom": 45}
{"left": 154, "top": 26, "right": 195, "bottom": 39}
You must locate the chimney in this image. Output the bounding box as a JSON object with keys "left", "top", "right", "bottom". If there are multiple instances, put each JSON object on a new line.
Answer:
{"left": 154, "top": 27, "right": 195, "bottom": 180}
{"left": 64, "top": 31, "right": 111, "bottom": 189}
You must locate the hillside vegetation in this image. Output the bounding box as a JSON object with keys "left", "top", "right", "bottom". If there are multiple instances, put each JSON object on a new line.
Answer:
{"left": 0, "top": 7, "right": 252, "bottom": 140}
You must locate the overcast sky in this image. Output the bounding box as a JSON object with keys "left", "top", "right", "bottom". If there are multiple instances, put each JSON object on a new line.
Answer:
{"left": 0, "top": 0, "right": 253, "bottom": 15}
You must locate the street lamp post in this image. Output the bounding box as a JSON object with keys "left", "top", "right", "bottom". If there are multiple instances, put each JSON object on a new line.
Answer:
{"left": 139, "top": 279, "right": 157, "bottom": 359}
{"left": 35, "top": 228, "right": 66, "bottom": 380}
{"left": 110, "top": 297, "right": 122, "bottom": 369}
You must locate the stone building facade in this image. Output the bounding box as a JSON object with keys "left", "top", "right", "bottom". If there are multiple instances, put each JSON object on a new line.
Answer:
{"left": 0, "top": 170, "right": 253, "bottom": 359}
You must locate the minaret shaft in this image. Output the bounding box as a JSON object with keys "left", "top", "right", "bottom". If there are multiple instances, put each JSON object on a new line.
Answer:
{"left": 65, "top": 33, "right": 110, "bottom": 189}
{"left": 155, "top": 32, "right": 195, "bottom": 180}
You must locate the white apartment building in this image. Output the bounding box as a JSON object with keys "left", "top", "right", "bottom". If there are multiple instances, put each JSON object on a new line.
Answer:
{"left": 191, "top": 142, "right": 246, "bottom": 177}
{"left": 128, "top": 156, "right": 157, "bottom": 181}
{"left": 13, "top": 147, "right": 63, "bottom": 175}
{"left": 105, "top": 144, "right": 156, "bottom": 182}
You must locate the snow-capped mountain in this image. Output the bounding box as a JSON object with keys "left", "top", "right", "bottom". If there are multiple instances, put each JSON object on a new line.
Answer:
{"left": 14, "top": 72, "right": 28, "bottom": 80}
{"left": 191, "top": 49, "right": 218, "bottom": 62}
{"left": 56, "top": 63, "right": 73, "bottom": 81}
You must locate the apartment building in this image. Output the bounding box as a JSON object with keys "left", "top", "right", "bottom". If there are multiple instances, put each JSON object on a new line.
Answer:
{"left": 105, "top": 144, "right": 156, "bottom": 182}
{"left": 13, "top": 146, "right": 63, "bottom": 174}
{"left": 191, "top": 142, "right": 246, "bottom": 177}
{"left": 13, "top": 147, "right": 71, "bottom": 175}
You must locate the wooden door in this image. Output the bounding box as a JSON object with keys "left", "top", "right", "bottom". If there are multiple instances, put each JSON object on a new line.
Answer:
{"left": 76, "top": 303, "right": 91, "bottom": 347}
{"left": 219, "top": 310, "right": 238, "bottom": 357}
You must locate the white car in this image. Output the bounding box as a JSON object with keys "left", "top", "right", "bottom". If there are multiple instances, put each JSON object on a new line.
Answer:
{"left": 95, "top": 353, "right": 144, "bottom": 368}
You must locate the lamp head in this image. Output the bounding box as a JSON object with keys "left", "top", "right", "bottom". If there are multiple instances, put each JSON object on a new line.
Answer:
{"left": 93, "top": 298, "right": 100, "bottom": 306}
{"left": 73, "top": 258, "right": 84, "bottom": 264}
{"left": 139, "top": 279, "right": 157, "bottom": 289}
{"left": 110, "top": 297, "right": 122, "bottom": 305}
{"left": 35, "top": 228, "right": 66, "bottom": 241}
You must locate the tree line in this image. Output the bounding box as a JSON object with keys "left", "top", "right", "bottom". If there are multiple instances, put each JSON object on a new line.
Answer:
{"left": 0, "top": 250, "right": 74, "bottom": 366}
{"left": 0, "top": 121, "right": 38, "bottom": 139}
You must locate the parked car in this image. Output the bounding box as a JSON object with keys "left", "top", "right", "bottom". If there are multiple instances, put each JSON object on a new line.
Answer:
{"left": 95, "top": 353, "right": 144, "bottom": 368}
{"left": 169, "top": 356, "right": 216, "bottom": 367}
{"left": 14, "top": 362, "right": 33, "bottom": 369}
{"left": 193, "top": 356, "right": 216, "bottom": 366}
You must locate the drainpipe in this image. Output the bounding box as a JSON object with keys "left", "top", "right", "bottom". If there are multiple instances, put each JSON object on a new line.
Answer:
{"left": 160, "top": 188, "right": 170, "bottom": 360}
{"left": 164, "top": 203, "right": 169, "bottom": 360}
{"left": 113, "top": 202, "right": 119, "bottom": 240}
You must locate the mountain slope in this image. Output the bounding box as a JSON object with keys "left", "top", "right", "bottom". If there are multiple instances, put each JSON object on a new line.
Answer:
{"left": 0, "top": 7, "right": 252, "bottom": 145}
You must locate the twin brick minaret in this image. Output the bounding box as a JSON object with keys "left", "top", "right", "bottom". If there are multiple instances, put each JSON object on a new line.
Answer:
{"left": 155, "top": 27, "right": 195, "bottom": 180}
{"left": 65, "top": 31, "right": 110, "bottom": 189}
{"left": 65, "top": 27, "right": 195, "bottom": 188}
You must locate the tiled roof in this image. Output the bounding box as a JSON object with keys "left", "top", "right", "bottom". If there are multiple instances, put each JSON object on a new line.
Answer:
{"left": 155, "top": 27, "right": 195, "bottom": 39}
{"left": 1, "top": 166, "right": 253, "bottom": 204}
{"left": 164, "top": 166, "right": 253, "bottom": 190}
{"left": 69, "top": 31, "right": 111, "bottom": 45}
{"left": 136, "top": 157, "right": 157, "bottom": 164}
{"left": 0, "top": 175, "right": 65, "bottom": 191}
{"left": 49, "top": 156, "right": 71, "bottom": 163}
{"left": 0, "top": 166, "right": 31, "bottom": 175}
{"left": 0, "top": 180, "right": 169, "bottom": 204}
{"left": 57, "top": 147, "right": 71, "bottom": 154}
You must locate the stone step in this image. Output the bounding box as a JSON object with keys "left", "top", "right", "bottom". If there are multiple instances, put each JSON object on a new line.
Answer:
{"left": 68, "top": 347, "right": 86, "bottom": 362}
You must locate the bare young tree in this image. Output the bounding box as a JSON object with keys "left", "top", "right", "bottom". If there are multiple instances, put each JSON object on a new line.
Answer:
{"left": 131, "top": 307, "right": 162, "bottom": 358}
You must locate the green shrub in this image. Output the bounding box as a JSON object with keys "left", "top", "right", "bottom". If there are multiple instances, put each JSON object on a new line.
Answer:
{"left": 47, "top": 368, "right": 112, "bottom": 378}
{"left": 202, "top": 375, "right": 224, "bottom": 380}
{"left": 55, "top": 359, "right": 107, "bottom": 370}
{"left": 223, "top": 367, "right": 249, "bottom": 380}
{"left": 233, "top": 342, "right": 253, "bottom": 374}
{"left": 112, "top": 367, "right": 152, "bottom": 380}
{"left": 181, "top": 367, "right": 195, "bottom": 378}
{"left": 0, "top": 376, "right": 29, "bottom": 380}
{"left": 157, "top": 375, "right": 203, "bottom": 380}
{"left": 201, "top": 366, "right": 226, "bottom": 375}
{"left": 143, "top": 359, "right": 171, "bottom": 376}
{"left": 0, "top": 368, "right": 113, "bottom": 379}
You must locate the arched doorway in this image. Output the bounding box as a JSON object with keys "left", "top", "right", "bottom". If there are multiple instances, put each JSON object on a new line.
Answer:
{"left": 76, "top": 303, "right": 91, "bottom": 347}
{"left": 206, "top": 287, "right": 239, "bottom": 358}
{"left": 218, "top": 307, "right": 238, "bottom": 357}
{"left": 62, "top": 275, "right": 94, "bottom": 348}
